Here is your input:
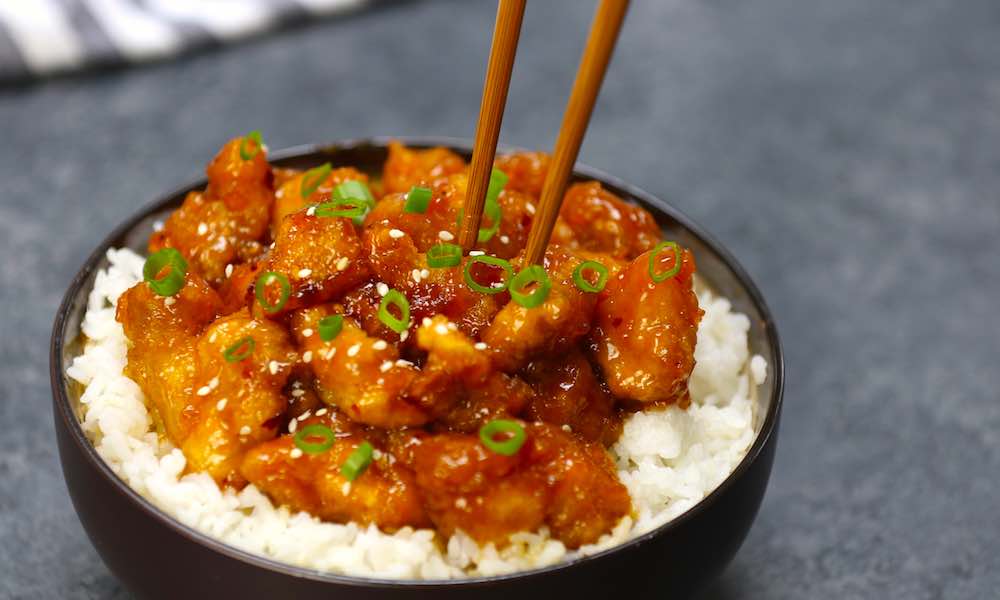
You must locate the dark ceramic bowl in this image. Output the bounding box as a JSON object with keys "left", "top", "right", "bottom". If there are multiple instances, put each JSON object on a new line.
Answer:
{"left": 51, "top": 138, "right": 783, "bottom": 600}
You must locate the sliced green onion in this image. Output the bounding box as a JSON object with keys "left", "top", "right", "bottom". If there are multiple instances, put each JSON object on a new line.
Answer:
{"left": 255, "top": 271, "right": 291, "bottom": 313}
{"left": 223, "top": 336, "right": 255, "bottom": 362}
{"left": 143, "top": 248, "right": 188, "bottom": 297}
{"left": 427, "top": 243, "right": 462, "bottom": 268}
{"left": 331, "top": 180, "right": 375, "bottom": 226}
{"left": 463, "top": 255, "right": 512, "bottom": 295}
{"left": 300, "top": 163, "right": 332, "bottom": 199}
{"left": 294, "top": 424, "right": 336, "bottom": 455}
{"left": 456, "top": 199, "right": 503, "bottom": 243}
{"left": 341, "top": 441, "right": 374, "bottom": 481}
{"left": 404, "top": 186, "right": 432, "bottom": 214}
{"left": 315, "top": 199, "right": 368, "bottom": 219}
{"left": 573, "top": 261, "right": 609, "bottom": 293}
{"left": 318, "top": 315, "right": 343, "bottom": 342}
{"left": 378, "top": 289, "right": 410, "bottom": 334}
{"left": 649, "top": 241, "right": 682, "bottom": 283}
{"left": 509, "top": 265, "right": 551, "bottom": 308}
{"left": 479, "top": 419, "right": 526, "bottom": 456}
{"left": 486, "top": 168, "right": 508, "bottom": 205}
{"left": 239, "top": 131, "right": 263, "bottom": 161}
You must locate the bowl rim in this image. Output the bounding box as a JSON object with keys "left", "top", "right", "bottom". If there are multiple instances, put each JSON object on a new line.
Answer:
{"left": 50, "top": 136, "right": 784, "bottom": 589}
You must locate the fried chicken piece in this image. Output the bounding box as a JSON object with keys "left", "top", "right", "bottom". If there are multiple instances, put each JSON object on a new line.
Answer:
{"left": 411, "top": 423, "right": 630, "bottom": 548}
{"left": 551, "top": 182, "right": 660, "bottom": 261}
{"left": 522, "top": 349, "right": 622, "bottom": 446}
{"left": 116, "top": 271, "right": 222, "bottom": 443}
{"left": 382, "top": 141, "right": 466, "bottom": 195}
{"left": 256, "top": 208, "right": 369, "bottom": 316}
{"left": 291, "top": 307, "right": 490, "bottom": 428}
{"left": 591, "top": 244, "right": 702, "bottom": 406}
{"left": 178, "top": 310, "right": 297, "bottom": 485}
{"left": 149, "top": 136, "right": 274, "bottom": 284}
{"left": 272, "top": 166, "right": 370, "bottom": 234}
{"left": 494, "top": 151, "right": 549, "bottom": 198}
{"left": 481, "top": 248, "right": 597, "bottom": 372}
{"left": 241, "top": 411, "right": 430, "bottom": 531}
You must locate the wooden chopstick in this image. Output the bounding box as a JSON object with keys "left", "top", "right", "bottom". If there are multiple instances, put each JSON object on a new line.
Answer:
{"left": 523, "top": 0, "right": 630, "bottom": 265}
{"left": 457, "top": 0, "right": 527, "bottom": 251}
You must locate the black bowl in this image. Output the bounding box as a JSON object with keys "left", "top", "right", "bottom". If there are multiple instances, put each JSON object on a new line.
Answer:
{"left": 51, "top": 138, "right": 784, "bottom": 600}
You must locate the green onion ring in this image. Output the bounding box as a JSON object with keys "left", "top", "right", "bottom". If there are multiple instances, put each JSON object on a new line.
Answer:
{"left": 426, "top": 243, "right": 462, "bottom": 268}
{"left": 294, "top": 424, "right": 336, "bottom": 455}
{"left": 404, "top": 186, "right": 432, "bottom": 214}
{"left": 479, "top": 419, "right": 526, "bottom": 456}
{"left": 223, "top": 336, "right": 255, "bottom": 362}
{"left": 318, "top": 315, "right": 344, "bottom": 342}
{"left": 648, "top": 241, "right": 682, "bottom": 283}
{"left": 463, "top": 255, "right": 512, "bottom": 295}
{"left": 255, "top": 271, "right": 291, "bottom": 313}
{"left": 331, "top": 180, "right": 375, "bottom": 226}
{"left": 239, "top": 130, "right": 263, "bottom": 161}
{"left": 315, "top": 198, "right": 368, "bottom": 219}
{"left": 378, "top": 289, "right": 410, "bottom": 334}
{"left": 509, "top": 265, "right": 551, "bottom": 308}
{"left": 300, "top": 163, "right": 332, "bottom": 199}
{"left": 572, "top": 260, "right": 609, "bottom": 293}
{"left": 143, "top": 248, "right": 188, "bottom": 297}
{"left": 340, "top": 441, "right": 374, "bottom": 481}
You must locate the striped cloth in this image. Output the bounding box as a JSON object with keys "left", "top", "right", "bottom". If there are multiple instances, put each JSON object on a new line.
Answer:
{"left": 0, "top": 0, "right": 367, "bottom": 82}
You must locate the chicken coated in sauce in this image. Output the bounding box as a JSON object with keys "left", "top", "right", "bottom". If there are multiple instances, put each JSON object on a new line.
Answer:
{"left": 118, "top": 139, "right": 704, "bottom": 549}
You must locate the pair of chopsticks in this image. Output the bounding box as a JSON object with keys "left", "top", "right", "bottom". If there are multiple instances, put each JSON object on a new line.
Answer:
{"left": 458, "top": 0, "right": 630, "bottom": 265}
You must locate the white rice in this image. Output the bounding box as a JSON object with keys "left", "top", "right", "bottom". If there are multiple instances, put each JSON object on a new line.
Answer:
{"left": 67, "top": 248, "right": 767, "bottom": 579}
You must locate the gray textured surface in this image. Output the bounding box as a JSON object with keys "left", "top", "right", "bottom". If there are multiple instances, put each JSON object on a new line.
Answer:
{"left": 1, "top": 0, "right": 998, "bottom": 598}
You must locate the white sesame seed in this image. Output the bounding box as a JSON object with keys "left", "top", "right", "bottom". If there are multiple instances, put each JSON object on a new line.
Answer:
{"left": 562, "top": 424, "right": 572, "bottom": 433}
{"left": 438, "top": 230, "right": 454, "bottom": 241}
{"left": 216, "top": 399, "right": 228, "bottom": 411}
{"left": 209, "top": 332, "right": 217, "bottom": 343}
{"left": 373, "top": 449, "right": 384, "bottom": 460}
{"left": 164, "top": 297, "right": 176, "bottom": 307}
{"left": 420, "top": 269, "right": 430, "bottom": 279}
{"left": 299, "top": 411, "right": 312, "bottom": 421}
{"left": 395, "top": 359, "right": 411, "bottom": 367}
{"left": 239, "top": 425, "right": 251, "bottom": 436}
{"left": 298, "top": 268, "right": 312, "bottom": 278}
{"left": 376, "top": 282, "right": 389, "bottom": 297}
{"left": 373, "top": 340, "right": 388, "bottom": 350}
{"left": 474, "top": 342, "right": 487, "bottom": 351}
{"left": 290, "top": 448, "right": 303, "bottom": 459}
{"left": 316, "top": 408, "right": 327, "bottom": 416}
{"left": 342, "top": 482, "right": 352, "bottom": 495}
{"left": 225, "top": 264, "right": 234, "bottom": 277}
{"left": 435, "top": 324, "right": 448, "bottom": 335}
{"left": 411, "top": 269, "right": 421, "bottom": 283}
{"left": 380, "top": 360, "right": 393, "bottom": 372}
{"left": 422, "top": 317, "right": 432, "bottom": 327}
{"left": 288, "top": 419, "right": 298, "bottom": 433}
{"left": 389, "top": 228, "right": 405, "bottom": 239}
{"left": 455, "top": 498, "right": 468, "bottom": 509}
{"left": 469, "top": 250, "right": 485, "bottom": 256}
{"left": 291, "top": 389, "right": 305, "bottom": 398}
{"left": 197, "top": 222, "right": 208, "bottom": 235}
{"left": 306, "top": 206, "right": 316, "bottom": 216}
{"left": 302, "top": 351, "right": 313, "bottom": 363}
{"left": 376, "top": 377, "right": 384, "bottom": 385}
{"left": 525, "top": 203, "right": 536, "bottom": 215}
{"left": 500, "top": 235, "right": 510, "bottom": 244}
{"left": 347, "top": 343, "right": 361, "bottom": 357}
{"left": 336, "top": 257, "right": 350, "bottom": 271}
{"left": 153, "top": 220, "right": 164, "bottom": 232}
{"left": 197, "top": 385, "right": 211, "bottom": 396}
{"left": 302, "top": 328, "right": 313, "bottom": 338}
{"left": 268, "top": 360, "right": 280, "bottom": 375}
{"left": 399, "top": 330, "right": 409, "bottom": 342}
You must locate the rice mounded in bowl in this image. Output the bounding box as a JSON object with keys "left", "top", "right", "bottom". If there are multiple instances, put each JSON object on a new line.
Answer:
{"left": 67, "top": 247, "right": 768, "bottom": 579}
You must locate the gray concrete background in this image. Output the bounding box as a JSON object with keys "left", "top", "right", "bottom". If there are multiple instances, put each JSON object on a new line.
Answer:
{"left": 1, "top": 0, "right": 998, "bottom": 598}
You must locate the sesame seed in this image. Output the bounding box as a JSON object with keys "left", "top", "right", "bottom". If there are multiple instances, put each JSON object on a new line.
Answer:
{"left": 474, "top": 342, "right": 487, "bottom": 351}
{"left": 376, "top": 282, "right": 389, "bottom": 296}
{"left": 342, "top": 482, "right": 352, "bottom": 495}
{"left": 316, "top": 408, "right": 328, "bottom": 416}
{"left": 438, "top": 230, "right": 454, "bottom": 241}
{"left": 153, "top": 220, "right": 164, "bottom": 232}
{"left": 216, "top": 399, "right": 228, "bottom": 411}
{"left": 336, "top": 257, "right": 350, "bottom": 271}
{"left": 197, "top": 222, "right": 208, "bottom": 235}
{"left": 298, "top": 268, "right": 312, "bottom": 278}
{"left": 435, "top": 324, "right": 448, "bottom": 335}
{"left": 500, "top": 235, "right": 510, "bottom": 244}
{"left": 291, "top": 389, "right": 305, "bottom": 398}
{"left": 290, "top": 448, "right": 303, "bottom": 459}
{"left": 299, "top": 411, "right": 312, "bottom": 421}
{"left": 302, "top": 351, "right": 313, "bottom": 363}
{"left": 420, "top": 269, "right": 430, "bottom": 279}
{"left": 380, "top": 360, "right": 393, "bottom": 372}
{"left": 268, "top": 360, "right": 280, "bottom": 375}
{"left": 469, "top": 250, "right": 485, "bottom": 256}
{"left": 288, "top": 419, "right": 298, "bottom": 433}
{"left": 347, "top": 343, "right": 361, "bottom": 357}
{"left": 164, "top": 297, "right": 176, "bottom": 307}
{"left": 239, "top": 425, "right": 251, "bottom": 436}
{"left": 395, "top": 359, "right": 412, "bottom": 367}
{"left": 389, "top": 228, "right": 405, "bottom": 239}
{"left": 525, "top": 203, "right": 536, "bottom": 215}
{"left": 373, "top": 340, "right": 388, "bottom": 350}
{"left": 455, "top": 498, "right": 468, "bottom": 509}
{"left": 562, "top": 424, "right": 572, "bottom": 432}
{"left": 399, "top": 330, "right": 409, "bottom": 342}
{"left": 302, "top": 328, "right": 313, "bottom": 338}
{"left": 411, "top": 269, "right": 421, "bottom": 283}
{"left": 372, "top": 449, "right": 384, "bottom": 460}
{"left": 306, "top": 206, "right": 316, "bottom": 216}
{"left": 225, "top": 264, "right": 234, "bottom": 277}
{"left": 422, "top": 317, "right": 432, "bottom": 327}
{"left": 197, "top": 385, "right": 211, "bottom": 396}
